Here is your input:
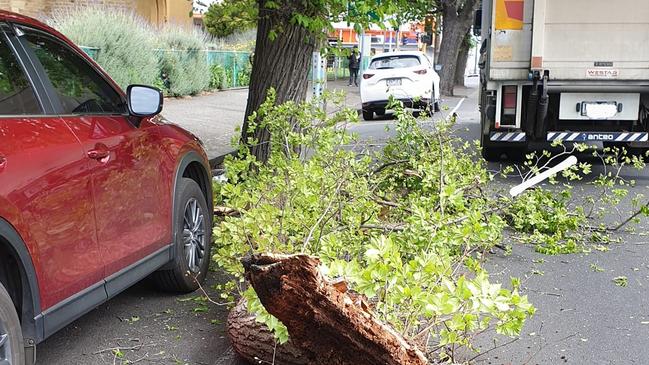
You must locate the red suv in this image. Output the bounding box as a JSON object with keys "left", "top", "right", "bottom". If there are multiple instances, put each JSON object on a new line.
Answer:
{"left": 0, "top": 11, "right": 213, "bottom": 364}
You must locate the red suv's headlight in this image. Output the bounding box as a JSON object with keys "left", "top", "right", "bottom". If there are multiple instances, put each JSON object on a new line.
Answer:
{"left": 362, "top": 73, "right": 374, "bottom": 79}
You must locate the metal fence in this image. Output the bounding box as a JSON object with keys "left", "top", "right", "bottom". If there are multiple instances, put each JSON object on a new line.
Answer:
{"left": 79, "top": 46, "right": 355, "bottom": 88}
{"left": 204, "top": 50, "right": 252, "bottom": 88}
{"left": 308, "top": 55, "right": 351, "bottom": 81}
{"left": 79, "top": 46, "right": 100, "bottom": 60}
{"left": 79, "top": 46, "right": 253, "bottom": 89}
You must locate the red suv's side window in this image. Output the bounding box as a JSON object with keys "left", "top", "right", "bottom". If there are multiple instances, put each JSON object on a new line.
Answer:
{"left": 19, "top": 27, "right": 126, "bottom": 115}
{"left": 0, "top": 32, "right": 40, "bottom": 115}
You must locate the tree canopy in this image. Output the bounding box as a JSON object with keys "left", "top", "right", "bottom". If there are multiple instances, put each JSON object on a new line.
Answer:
{"left": 205, "top": 0, "right": 436, "bottom": 40}
{"left": 204, "top": 0, "right": 258, "bottom": 38}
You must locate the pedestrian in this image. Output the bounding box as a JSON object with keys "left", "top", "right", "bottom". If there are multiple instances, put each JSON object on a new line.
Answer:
{"left": 348, "top": 46, "right": 360, "bottom": 86}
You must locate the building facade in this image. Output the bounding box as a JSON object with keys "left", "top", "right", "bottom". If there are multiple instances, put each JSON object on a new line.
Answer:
{"left": 0, "top": 0, "right": 193, "bottom": 27}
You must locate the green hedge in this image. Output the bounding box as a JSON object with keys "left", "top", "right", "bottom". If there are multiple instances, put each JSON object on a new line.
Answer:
{"left": 49, "top": 7, "right": 159, "bottom": 90}
{"left": 50, "top": 7, "right": 253, "bottom": 96}
{"left": 156, "top": 27, "right": 211, "bottom": 96}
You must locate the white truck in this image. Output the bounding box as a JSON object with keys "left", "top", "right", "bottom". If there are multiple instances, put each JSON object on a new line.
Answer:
{"left": 478, "top": 0, "right": 649, "bottom": 160}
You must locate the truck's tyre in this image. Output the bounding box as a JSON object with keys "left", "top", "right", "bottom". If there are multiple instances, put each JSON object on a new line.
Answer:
{"left": 154, "top": 178, "right": 212, "bottom": 293}
{"left": 375, "top": 108, "right": 386, "bottom": 116}
{"left": 627, "top": 147, "right": 649, "bottom": 162}
{"left": 507, "top": 147, "right": 527, "bottom": 163}
{"left": 482, "top": 146, "right": 504, "bottom": 162}
{"left": 0, "top": 282, "right": 24, "bottom": 365}
{"left": 362, "top": 110, "right": 374, "bottom": 121}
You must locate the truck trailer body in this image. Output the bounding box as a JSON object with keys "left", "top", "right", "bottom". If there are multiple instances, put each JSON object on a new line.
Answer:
{"left": 479, "top": 0, "right": 649, "bottom": 160}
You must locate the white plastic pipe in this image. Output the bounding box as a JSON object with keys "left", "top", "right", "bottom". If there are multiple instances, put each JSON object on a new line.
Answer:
{"left": 509, "top": 155, "right": 578, "bottom": 197}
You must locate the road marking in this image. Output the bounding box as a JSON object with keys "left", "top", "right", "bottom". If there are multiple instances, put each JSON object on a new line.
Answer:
{"left": 448, "top": 97, "right": 466, "bottom": 116}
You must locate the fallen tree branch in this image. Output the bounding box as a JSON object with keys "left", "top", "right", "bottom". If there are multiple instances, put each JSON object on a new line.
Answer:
{"left": 239, "top": 253, "right": 428, "bottom": 365}
{"left": 227, "top": 298, "right": 306, "bottom": 365}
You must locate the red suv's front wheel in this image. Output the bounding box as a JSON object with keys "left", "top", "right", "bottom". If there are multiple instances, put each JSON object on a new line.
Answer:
{"left": 0, "top": 283, "right": 23, "bottom": 365}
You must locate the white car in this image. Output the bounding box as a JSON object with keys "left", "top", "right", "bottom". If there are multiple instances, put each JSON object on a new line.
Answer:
{"left": 360, "top": 51, "right": 441, "bottom": 120}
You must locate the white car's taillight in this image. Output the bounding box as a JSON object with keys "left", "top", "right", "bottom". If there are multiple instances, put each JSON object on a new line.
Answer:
{"left": 362, "top": 73, "right": 374, "bottom": 79}
{"left": 413, "top": 69, "right": 427, "bottom": 75}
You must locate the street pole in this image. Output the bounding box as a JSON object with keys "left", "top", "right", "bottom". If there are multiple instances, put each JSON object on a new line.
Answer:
{"left": 473, "top": 36, "right": 480, "bottom": 75}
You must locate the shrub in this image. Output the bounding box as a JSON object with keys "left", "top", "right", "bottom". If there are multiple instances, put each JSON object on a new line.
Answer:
{"left": 209, "top": 64, "right": 227, "bottom": 90}
{"left": 48, "top": 7, "right": 158, "bottom": 89}
{"left": 156, "top": 26, "right": 211, "bottom": 96}
{"left": 238, "top": 62, "right": 252, "bottom": 86}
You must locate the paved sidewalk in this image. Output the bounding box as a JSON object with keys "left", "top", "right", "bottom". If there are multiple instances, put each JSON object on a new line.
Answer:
{"left": 162, "top": 80, "right": 362, "bottom": 161}
{"left": 163, "top": 88, "right": 248, "bottom": 161}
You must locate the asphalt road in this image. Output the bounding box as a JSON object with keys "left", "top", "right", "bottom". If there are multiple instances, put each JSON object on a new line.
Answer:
{"left": 38, "top": 77, "right": 649, "bottom": 364}
{"left": 37, "top": 271, "right": 246, "bottom": 365}
{"left": 342, "top": 77, "right": 649, "bottom": 364}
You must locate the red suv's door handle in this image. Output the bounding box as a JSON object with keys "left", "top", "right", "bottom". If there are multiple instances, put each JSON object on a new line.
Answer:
{"left": 0, "top": 154, "right": 6, "bottom": 171}
{"left": 87, "top": 144, "right": 110, "bottom": 161}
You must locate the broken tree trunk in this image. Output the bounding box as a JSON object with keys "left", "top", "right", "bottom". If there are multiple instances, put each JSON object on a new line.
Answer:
{"left": 235, "top": 253, "right": 428, "bottom": 365}
{"left": 227, "top": 297, "right": 306, "bottom": 365}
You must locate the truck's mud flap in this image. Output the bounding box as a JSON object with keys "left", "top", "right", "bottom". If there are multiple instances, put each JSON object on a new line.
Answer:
{"left": 546, "top": 132, "right": 649, "bottom": 143}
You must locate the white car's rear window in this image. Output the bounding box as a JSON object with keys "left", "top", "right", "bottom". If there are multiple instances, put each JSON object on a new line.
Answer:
{"left": 369, "top": 55, "right": 421, "bottom": 70}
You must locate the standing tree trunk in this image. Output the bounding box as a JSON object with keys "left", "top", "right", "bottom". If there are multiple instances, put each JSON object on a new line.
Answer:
{"left": 241, "top": 1, "right": 316, "bottom": 163}
{"left": 437, "top": 0, "right": 480, "bottom": 96}
{"left": 454, "top": 32, "right": 471, "bottom": 87}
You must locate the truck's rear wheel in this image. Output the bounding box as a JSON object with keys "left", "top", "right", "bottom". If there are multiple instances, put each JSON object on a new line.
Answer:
{"left": 482, "top": 146, "right": 505, "bottom": 162}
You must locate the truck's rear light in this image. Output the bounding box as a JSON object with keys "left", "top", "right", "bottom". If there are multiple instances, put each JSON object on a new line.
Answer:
{"left": 363, "top": 73, "right": 374, "bottom": 79}
{"left": 503, "top": 85, "right": 517, "bottom": 115}
{"left": 413, "top": 69, "right": 427, "bottom": 75}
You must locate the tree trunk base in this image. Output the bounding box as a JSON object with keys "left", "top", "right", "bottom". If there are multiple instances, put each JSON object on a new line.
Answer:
{"left": 231, "top": 254, "right": 428, "bottom": 365}
{"left": 227, "top": 297, "right": 307, "bottom": 365}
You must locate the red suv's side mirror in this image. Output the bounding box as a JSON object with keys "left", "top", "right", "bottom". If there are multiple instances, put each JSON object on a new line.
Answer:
{"left": 127, "top": 85, "right": 163, "bottom": 117}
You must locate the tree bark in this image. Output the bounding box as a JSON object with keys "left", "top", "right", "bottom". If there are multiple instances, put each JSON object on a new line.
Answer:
{"left": 239, "top": 254, "right": 429, "bottom": 365}
{"left": 437, "top": 0, "right": 480, "bottom": 96}
{"left": 228, "top": 297, "right": 307, "bottom": 365}
{"left": 241, "top": 1, "right": 316, "bottom": 163}
{"left": 454, "top": 32, "right": 471, "bottom": 87}
{"left": 433, "top": 14, "right": 442, "bottom": 64}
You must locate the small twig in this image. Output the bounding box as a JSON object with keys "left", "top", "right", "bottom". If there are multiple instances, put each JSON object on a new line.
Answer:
{"left": 191, "top": 273, "right": 234, "bottom": 307}
{"left": 128, "top": 353, "right": 150, "bottom": 364}
{"left": 371, "top": 159, "right": 410, "bottom": 175}
{"left": 214, "top": 206, "right": 241, "bottom": 217}
{"left": 611, "top": 202, "right": 649, "bottom": 231}
{"left": 302, "top": 178, "right": 346, "bottom": 251}
{"left": 359, "top": 223, "right": 406, "bottom": 232}
{"left": 530, "top": 289, "right": 562, "bottom": 297}
{"left": 468, "top": 337, "right": 519, "bottom": 362}
{"left": 93, "top": 343, "right": 155, "bottom": 355}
